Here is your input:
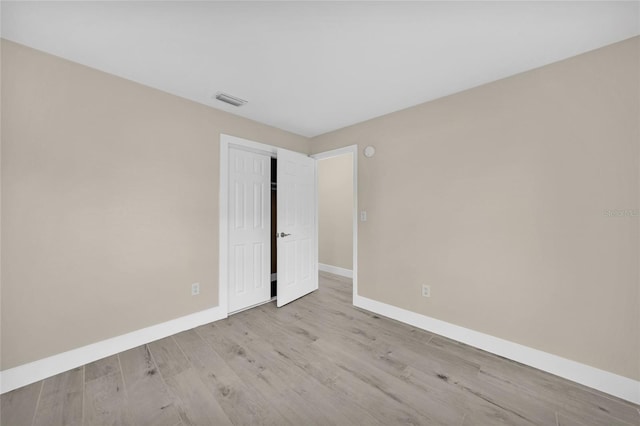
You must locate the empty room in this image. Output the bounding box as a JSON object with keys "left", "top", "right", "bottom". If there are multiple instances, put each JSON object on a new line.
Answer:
{"left": 1, "top": 1, "right": 639, "bottom": 425}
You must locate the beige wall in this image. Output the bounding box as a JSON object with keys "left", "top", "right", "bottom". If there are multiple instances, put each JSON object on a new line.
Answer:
{"left": 2, "top": 35, "right": 639, "bottom": 383}
{"left": 311, "top": 37, "right": 640, "bottom": 381}
{"left": 0, "top": 40, "right": 309, "bottom": 370}
{"left": 318, "top": 154, "right": 353, "bottom": 270}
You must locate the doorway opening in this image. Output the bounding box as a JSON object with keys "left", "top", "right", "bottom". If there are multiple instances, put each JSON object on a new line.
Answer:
{"left": 316, "top": 153, "right": 354, "bottom": 279}
{"left": 311, "top": 145, "right": 358, "bottom": 302}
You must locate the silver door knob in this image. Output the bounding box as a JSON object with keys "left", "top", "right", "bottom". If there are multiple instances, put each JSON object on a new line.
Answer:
{"left": 279, "top": 232, "right": 291, "bottom": 238}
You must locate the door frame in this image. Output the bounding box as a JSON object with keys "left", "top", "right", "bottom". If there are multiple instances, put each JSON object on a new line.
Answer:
{"left": 311, "top": 145, "right": 358, "bottom": 304}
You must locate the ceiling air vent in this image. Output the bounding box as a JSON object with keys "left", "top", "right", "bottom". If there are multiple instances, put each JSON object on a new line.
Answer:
{"left": 214, "top": 92, "right": 247, "bottom": 107}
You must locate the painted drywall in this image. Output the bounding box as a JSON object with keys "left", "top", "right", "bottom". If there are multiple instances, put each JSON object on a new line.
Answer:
{"left": 311, "top": 37, "right": 640, "bottom": 381}
{"left": 318, "top": 154, "right": 353, "bottom": 270}
{"left": 0, "top": 39, "right": 309, "bottom": 370}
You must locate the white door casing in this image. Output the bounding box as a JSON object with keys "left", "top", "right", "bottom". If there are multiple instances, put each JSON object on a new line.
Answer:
{"left": 228, "top": 147, "right": 271, "bottom": 313}
{"left": 277, "top": 148, "right": 318, "bottom": 307}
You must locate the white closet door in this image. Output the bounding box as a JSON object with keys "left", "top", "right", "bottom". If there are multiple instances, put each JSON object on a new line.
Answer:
{"left": 277, "top": 148, "right": 318, "bottom": 307}
{"left": 228, "top": 148, "right": 271, "bottom": 313}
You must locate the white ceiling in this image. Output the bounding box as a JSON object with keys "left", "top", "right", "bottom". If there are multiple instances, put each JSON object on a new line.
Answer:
{"left": 2, "top": 1, "right": 639, "bottom": 137}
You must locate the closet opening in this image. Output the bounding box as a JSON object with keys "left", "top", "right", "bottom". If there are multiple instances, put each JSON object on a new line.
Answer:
{"left": 270, "top": 157, "right": 277, "bottom": 298}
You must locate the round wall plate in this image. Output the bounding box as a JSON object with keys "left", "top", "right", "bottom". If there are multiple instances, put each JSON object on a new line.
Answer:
{"left": 364, "top": 146, "right": 376, "bottom": 158}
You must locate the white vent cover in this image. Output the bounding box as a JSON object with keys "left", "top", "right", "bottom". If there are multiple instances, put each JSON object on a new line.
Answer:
{"left": 214, "top": 92, "right": 247, "bottom": 107}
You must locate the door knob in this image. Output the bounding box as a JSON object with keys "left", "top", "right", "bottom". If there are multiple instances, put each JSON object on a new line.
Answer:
{"left": 279, "top": 232, "right": 291, "bottom": 238}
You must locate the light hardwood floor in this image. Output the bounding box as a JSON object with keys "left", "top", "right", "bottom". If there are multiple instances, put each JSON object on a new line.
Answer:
{"left": 2, "top": 273, "right": 639, "bottom": 425}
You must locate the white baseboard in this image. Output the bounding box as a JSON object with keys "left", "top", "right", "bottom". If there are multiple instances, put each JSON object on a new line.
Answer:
{"left": 353, "top": 295, "right": 640, "bottom": 405}
{"left": 0, "top": 306, "right": 227, "bottom": 394}
{"left": 4, "top": 293, "right": 638, "bottom": 405}
{"left": 319, "top": 263, "right": 353, "bottom": 279}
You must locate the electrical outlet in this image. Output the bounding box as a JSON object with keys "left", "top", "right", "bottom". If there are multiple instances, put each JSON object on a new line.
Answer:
{"left": 191, "top": 282, "right": 200, "bottom": 296}
{"left": 421, "top": 284, "right": 431, "bottom": 298}
{"left": 360, "top": 211, "right": 367, "bottom": 222}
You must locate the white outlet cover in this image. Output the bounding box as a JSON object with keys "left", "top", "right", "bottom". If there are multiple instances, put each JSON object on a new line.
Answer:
{"left": 191, "top": 283, "right": 200, "bottom": 296}
{"left": 422, "top": 285, "right": 431, "bottom": 297}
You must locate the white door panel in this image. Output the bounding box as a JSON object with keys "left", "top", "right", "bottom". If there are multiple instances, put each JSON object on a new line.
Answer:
{"left": 228, "top": 148, "right": 271, "bottom": 313}
{"left": 277, "top": 148, "right": 318, "bottom": 307}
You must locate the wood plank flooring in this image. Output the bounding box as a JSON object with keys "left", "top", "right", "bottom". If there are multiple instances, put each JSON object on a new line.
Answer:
{"left": 2, "top": 272, "right": 639, "bottom": 425}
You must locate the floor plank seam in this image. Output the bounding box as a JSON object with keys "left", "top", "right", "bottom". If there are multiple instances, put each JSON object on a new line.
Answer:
{"left": 170, "top": 335, "right": 192, "bottom": 366}
{"left": 145, "top": 342, "right": 179, "bottom": 421}
{"left": 29, "top": 378, "right": 44, "bottom": 426}
{"left": 81, "top": 365, "right": 85, "bottom": 426}
{"left": 116, "top": 353, "right": 129, "bottom": 401}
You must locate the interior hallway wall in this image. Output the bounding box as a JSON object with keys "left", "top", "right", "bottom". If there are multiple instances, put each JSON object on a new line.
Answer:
{"left": 318, "top": 154, "right": 353, "bottom": 271}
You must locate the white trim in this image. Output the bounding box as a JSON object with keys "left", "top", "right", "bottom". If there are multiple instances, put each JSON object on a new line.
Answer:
{"left": 0, "top": 306, "right": 226, "bottom": 394}
{"left": 311, "top": 145, "right": 357, "bottom": 159}
{"left": 313, "top": 152, "right": 319, "bottom": 295}
{"left": 222, "top": 134, "right": 280, "bottom": 157}
{"left": 311, "top": 145, "right": 358, "bottom": 305}
{"left": 319, "top": 263, "right": 353, "bottom": 279}
{"left": 219, "top": 137, "right": 230, "bottom": 317}
{"left": 353, "top": 295, "right": 640, "bottom": 405}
